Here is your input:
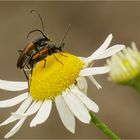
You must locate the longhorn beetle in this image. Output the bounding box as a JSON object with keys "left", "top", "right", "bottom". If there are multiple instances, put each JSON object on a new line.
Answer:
{"left": 17, "top": 10, "right": 70, "bottom": 80}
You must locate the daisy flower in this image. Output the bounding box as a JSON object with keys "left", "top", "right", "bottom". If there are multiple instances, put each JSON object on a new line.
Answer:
{"left": 107, "top": 42, "right": 140, "bottom": 92}
{"left": 0, "top": 34, "right": 125, "bottom": 138}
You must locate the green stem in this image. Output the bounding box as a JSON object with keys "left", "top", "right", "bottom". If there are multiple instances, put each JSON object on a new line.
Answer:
{"left": 130, "top": 83, "right": 140, "bottom": 93}
{"left": 90, "top": 112, "right": 120, "bottom": 140}
{"left": 128, "top": 75, "right": 140, "bottom": 93}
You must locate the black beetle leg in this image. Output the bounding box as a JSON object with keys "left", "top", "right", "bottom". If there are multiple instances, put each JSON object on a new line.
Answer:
{"left": 53, "top": 54, "right": 63, "bottom": 65}
{"left": 56, "top": 50, "right": 67, "bottom": 57}
{"left": 22, "top": 55, "right": 32, "bottom": 69}
{"left": 23, "top": 68, "right": 29, "bottom": 80}
{"left": 26, "top": 65, "right": 31, "bottom": 71}
{"left": 42, "top": 59, "right": 46, "bottom": 68}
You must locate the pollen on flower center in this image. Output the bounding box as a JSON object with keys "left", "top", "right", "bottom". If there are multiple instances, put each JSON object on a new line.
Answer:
{"left": 29, "top": 52, "right": 84, "bottom": 101}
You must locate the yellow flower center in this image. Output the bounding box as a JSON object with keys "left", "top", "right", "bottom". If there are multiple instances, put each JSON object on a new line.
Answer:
{"left": 29, "top": 52, "right": 84, "bottom": 101}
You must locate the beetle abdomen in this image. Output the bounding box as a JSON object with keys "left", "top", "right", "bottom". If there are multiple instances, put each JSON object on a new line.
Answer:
{"left": 17, "top": 42, "right": 34, "bottom": 69}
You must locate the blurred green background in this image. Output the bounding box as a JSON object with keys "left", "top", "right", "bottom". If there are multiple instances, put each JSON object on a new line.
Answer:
{"left": 0, "top": 1, "right": 140, "bottom": 139}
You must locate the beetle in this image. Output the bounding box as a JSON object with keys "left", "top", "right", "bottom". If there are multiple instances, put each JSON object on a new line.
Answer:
{"left": 17, "top": 29, "right": 51, "bottom": 70}
{"left": 28, "top": 42, "right": 65, "bottom": 67}
{"left": 17, "top": 10, "right": 69, "bottom": 80}
{"left": 17, "top": 10, "right": 52, "bottom": 70}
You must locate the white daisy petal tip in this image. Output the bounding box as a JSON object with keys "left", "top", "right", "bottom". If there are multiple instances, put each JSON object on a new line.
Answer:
{"left": 4, "top": 118, "right": 26, "bottom": 138}
{"left": 0, "top": 122, "right": 4, "bottom": 127}
{"left": 88, "top": 76, "right": 102, "bottom": 90}
{"left": 30, "top": 100, "right": 52, "bottom": 128}
{"left": 119, "top": 44, "right": 125, "bottom": 49}
{"left": 0, "top": 80, "right": 28, "bottom": 91}
{"left": 55, "top": 95, "right": 75, "bottom": 133}
{"left": 30, "top": 123, "right": 36, "bottom": 127}
{"left": 108, "top": 33, "right": 113, "bottom": 40}
{"left": 65, "top": 123, "right": 75, "bottom": 134}
{"left": 114, "top": 44, "right": 126, "bottom": 54}
{"left": 98, "top": 86, "right": 102, "bottom": 89}
{"left": 71, "top": 87, "right": 99, "bottom": 113}
{"left": 86, "top": 116, "right": 91, "bottom": 124}
{"left": 79, "top": 66, "right": 110, "bottom": 77}
{"left": 85, "top": 33, "right": 113, "bottom": 64}
{"left": 109, "top": 44, "right": 126, "bottom": 55}
{"left": 0, "top": 92, "right": 28, "bottom": 108}
{"left": 94, "top": 105, "right": 99, "bottom": 113}
{"left": 4, "top": 135, "right": 8, "bottom": 139}
{"left": 70, "top": 129, "right": 75, "bottom": 134}
{"left": 94, "top": 44, "right": 126, "bottom": 60}
{"left": 63, "top": 91, "right": 91, "bottom": 124}
{"left": 30, "top": 121, "right": 36, "bottom": 127}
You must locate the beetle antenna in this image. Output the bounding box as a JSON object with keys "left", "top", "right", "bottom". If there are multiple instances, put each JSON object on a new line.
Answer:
{"left": 59, "top": 24, "right": 71, "bottom": 48}
{"left": 30, "top": 10, "right": 45, "bottom": 32}
{"left": 27, "top": 29, "right": 50, "bottom": 41}
{"left": 27, "top": 29, "right": 44, "bottom": 38}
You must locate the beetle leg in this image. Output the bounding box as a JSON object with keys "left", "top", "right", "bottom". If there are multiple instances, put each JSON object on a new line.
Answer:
{"left": 26, "top": 65, "right": 31, "bottom": 71}
{"left": 36, "top": 48, "right": 47, "bottom": 68}
{"left": 22, "top": 55, "right": 33, "bottom": 70}
{"left": 24, "top": 67, "right": 31, "bottom": 72}
{"left": 56, "top": 50, "right": 67, "bottom": 57}
{"left": 42, "top": 59, "right": 46, "bottom": 68}
{"left": 23, "top": 68, "right": 29, "bottom": 80}
{"left": 22, "top": 57, "right": 30, "bottom": 68}
{"left": 53, "top": 54, "right": 63, "bottom": 65}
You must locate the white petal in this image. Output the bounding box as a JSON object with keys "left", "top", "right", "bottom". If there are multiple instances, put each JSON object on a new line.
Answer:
{"left": 11, "top": 113, "right": 26, "bottom": 119}
{"left": 0, "top": 116, "right": 17, "bottom": 127}
{"left": 0, "top": 79, "right": 28, "bottom": 91}
{"left": 19, "top": 101, "right": 42, "bottom": 117}
{"left": 0, "top": 97, "right": 32, "bottom": 126}
{"left": 25, "top": 101, "right": 42, "bottom": 116}
{"left": 30, "top": 100, "right": 52, "bottom": 127}
{"left": 11, "top": 96, "right": 33, "bottom": 119}
{"left": 84, "top": 34, "right": 113, "bottom": 64}
{"left": 16, "top": 96, "right": 32, "bottom": 113}
{"left": 76, "top": 77, "right": 88, "bottom": 94}
{"left": 88, "top": 76, "right": 102, "bottom": 89}
{"left": 94, "top": 45, "right": 125, "bottom": 60}
{"left": 4, "top": 118, "right": 26, "bottom": 138}
{"left": 63, "top": 90, "right": 91, "bottom": 123}
{"left": 79, "top": 66, "right": 110, "bottom": 76}
{"left": 26, "top": 101, "right": 42, "bottom": 115}
{"left": 71, "top": 87, "right": 99, "bottom": 113}
{"left": 55, "top": 95, "right": 75, "bottom": 133}
{"left": 0, "top": 92, "right": 28, "bottom": 108}
{"left": 12, "top": 101, "right": 42, "bottom": 119}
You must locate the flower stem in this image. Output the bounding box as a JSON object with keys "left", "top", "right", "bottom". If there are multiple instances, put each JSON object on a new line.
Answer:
{"left": 130, "top": 83, "right": 140, "bottom": 93}
{"left": 90, "top": 112, "right": 120, "bottom": 139}
{"left": 128, "top": 75, "right": 140, "bottom": 94}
